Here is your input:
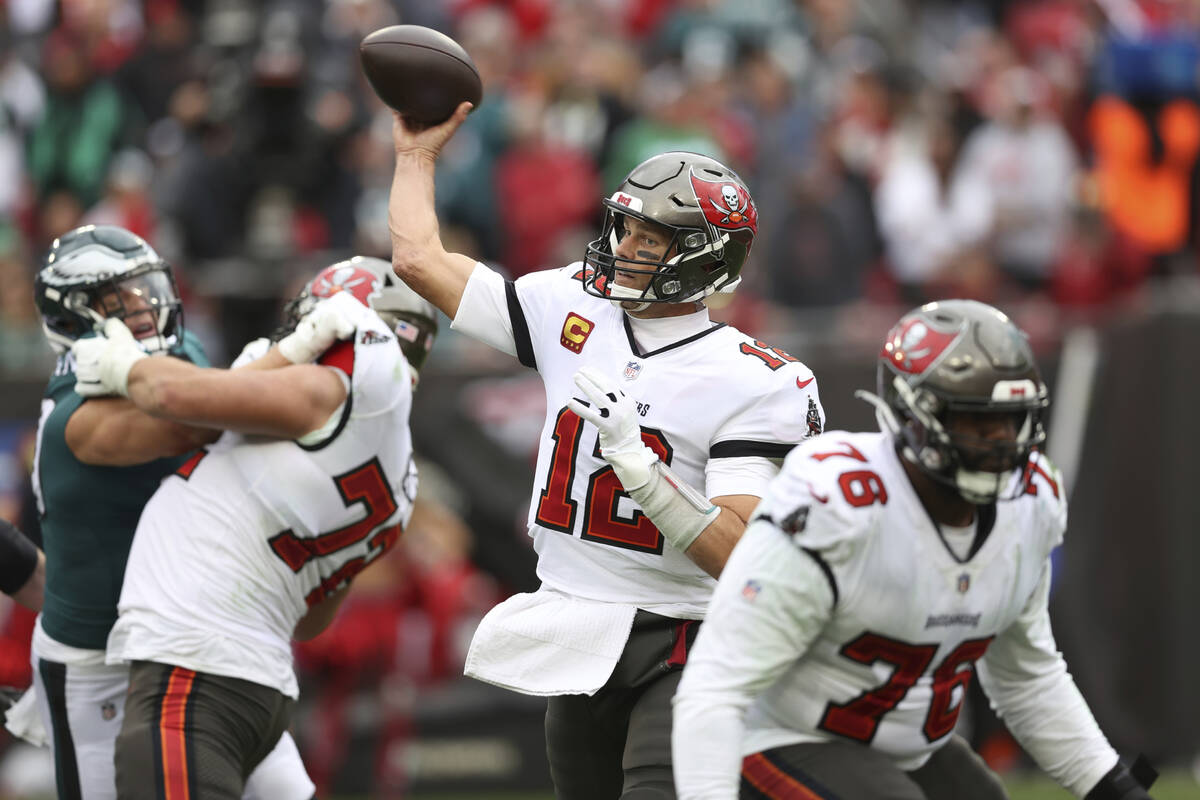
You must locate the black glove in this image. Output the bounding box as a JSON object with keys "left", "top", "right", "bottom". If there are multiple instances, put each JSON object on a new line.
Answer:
{"left": 1085, "top": 755, "right": 1158, "bottom": 800}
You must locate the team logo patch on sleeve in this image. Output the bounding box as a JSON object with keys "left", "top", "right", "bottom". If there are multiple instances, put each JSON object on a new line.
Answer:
{"left": 806, "top": 397, "right": 823, "bottom": 437}
{"left": 560, "top": 313, "right": 594, "bottom": 354}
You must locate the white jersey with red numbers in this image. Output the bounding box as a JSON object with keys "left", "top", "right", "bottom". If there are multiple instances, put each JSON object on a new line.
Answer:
{"left": 106, "top": 301, "right": 418, "bottom": 699}
{"left": 673, "top": 430, "right": 1119, "bottom": 799}
{"left": 452, "top": 262, "right": 824, "bottom": 618}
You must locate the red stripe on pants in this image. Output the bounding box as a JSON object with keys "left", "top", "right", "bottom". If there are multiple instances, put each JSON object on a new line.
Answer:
{"left": 159, "top": 667, "right": 196, "bottom": 800}
{"left": 742, "top": 752, "right": 826, "bottom": 799}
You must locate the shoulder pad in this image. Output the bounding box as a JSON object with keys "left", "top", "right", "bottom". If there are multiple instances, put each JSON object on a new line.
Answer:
{"left": 752, "top": 434, "right": 883, "bottom": 564}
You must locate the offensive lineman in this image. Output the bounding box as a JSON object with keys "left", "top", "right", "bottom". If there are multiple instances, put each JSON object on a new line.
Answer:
{"left": 27, "top": 224, "right": 314, "bottom": 800}
{"left": 672, "top": 300, "right": 1156, "bottom": 800}
{"left": 389, "top": 104, "right": 823, "bottom": 798}
{"left": 70, "top": 257, "right": 437, "bottom": 799}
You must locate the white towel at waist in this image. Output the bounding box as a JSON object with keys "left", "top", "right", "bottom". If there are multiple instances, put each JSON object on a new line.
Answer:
{"left": 464, "top": 589, "right": 637, "bottom": 696}
{"left": 5, "top": 687, "right": 47, "bottom": 747}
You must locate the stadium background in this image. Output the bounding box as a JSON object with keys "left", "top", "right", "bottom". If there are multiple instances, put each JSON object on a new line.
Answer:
{"left": 0, "top": 0, "right": 1198, "bottom": 797}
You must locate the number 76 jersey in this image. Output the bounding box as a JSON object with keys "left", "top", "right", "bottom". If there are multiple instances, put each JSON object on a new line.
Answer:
{"left": 732, "top": 430, "right": 1067, "bottom": 766}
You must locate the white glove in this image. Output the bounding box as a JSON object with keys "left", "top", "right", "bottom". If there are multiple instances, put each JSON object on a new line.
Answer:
{"left": 277, "top": 293, "right": 359, "bottom": 364}
{"left": 71, "top": 318, "right": 148, "bottom": 397}
{"left": 567, "top": 366, "right": 658, "bottom": 491}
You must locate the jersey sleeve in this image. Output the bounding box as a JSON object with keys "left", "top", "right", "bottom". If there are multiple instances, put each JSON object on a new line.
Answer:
{"left": 673, "top": 521, "right": 835, "bottom": 800}
{"left": 705, "top": 361, "right": 824, "bottom": 499}
{"left": 451, "top": 262, "right": 590, "bottom": 372}
{"left": 977, "top": 562, "right": 1118, "bottom": 797}
{"left": 1026, "top": 451, "right": 1068, "bottom": 550}
{"left": 750, "top": 440, "right": 872, "bottom": 572}
{"left": 342, "top": 320, "right": 409, "bottom": 418}
{"left": 450, "top": 262, "right": 519, "bottom": 358}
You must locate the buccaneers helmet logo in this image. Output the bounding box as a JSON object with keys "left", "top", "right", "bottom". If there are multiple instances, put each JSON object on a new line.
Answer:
{"left": 311, "top": 265, "right": 381, "bottom": 306}
{"left": 690, "top": 172, "right": 758, "bottom": 233}
{"left": 881, "top": 318, "right": 964, "bottom": 375}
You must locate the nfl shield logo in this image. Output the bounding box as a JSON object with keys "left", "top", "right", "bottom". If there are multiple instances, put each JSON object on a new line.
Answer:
{"left": 741, "top": 580, "right": 762, "bottom": 602}
{"left": 101, "top": 701, "right": 117, "bottom": 721}
{"left": 623, "top": 361, "right": 642, "bottom": 381}
{"left": 957, "top": 573, "right": 971, "bottom": 594}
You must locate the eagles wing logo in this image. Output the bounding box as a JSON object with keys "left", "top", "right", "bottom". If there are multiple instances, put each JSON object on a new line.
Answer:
{"left": 880, "top": 318, "right": 964, "bottom": 375}
{"left": 690, "top": 172, "right": 758, "bottom": 234}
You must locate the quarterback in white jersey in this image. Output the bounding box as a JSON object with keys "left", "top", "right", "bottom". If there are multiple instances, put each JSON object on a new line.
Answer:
{"left": 389, "top": 104, "right": 822, "bottom": 798}
{"left": 70, "top": 256, "right": 438, "bottom": 799}
{"left": 673, "top": 301, "right": 1157, "bottom": 800}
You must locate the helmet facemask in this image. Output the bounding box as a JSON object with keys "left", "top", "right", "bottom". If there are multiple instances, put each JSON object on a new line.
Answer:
{"left": 583, "top": 205, "right": 733, "bottom": 309}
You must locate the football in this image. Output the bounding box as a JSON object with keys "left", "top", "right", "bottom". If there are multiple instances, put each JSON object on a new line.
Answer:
{"left": 359, "top": 25, "right": 482, "bottom": 125}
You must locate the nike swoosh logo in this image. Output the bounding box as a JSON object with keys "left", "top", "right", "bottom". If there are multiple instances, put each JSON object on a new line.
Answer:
{"left": 796, "top": 376, "right": 814, "bottom": 389}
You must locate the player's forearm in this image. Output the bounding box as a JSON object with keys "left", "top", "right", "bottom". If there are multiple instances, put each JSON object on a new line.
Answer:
{"left": 388, "top": 152, "right": 471, "bottom": 318}
{"left": 672, "top": 692, "right": 745, "bottom": 800}
{"left": 126, "top": 357, "right": 211, "bottom": 420}
{"left": 978, "top": 568, "right": 1118, "bottom": 797}
{"left": 980, "top": 660, "right": 1117, "bottom": 797}
{"left": 683, "top": 508, "right": 745, "bottom": 578}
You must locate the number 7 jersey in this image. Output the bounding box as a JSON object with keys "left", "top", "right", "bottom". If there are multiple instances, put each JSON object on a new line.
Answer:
{"left": 459, "top": 263, "right": 824, "bottom": 618}
{"left": 106, "top": 304, "right": 417, "bottom": 699}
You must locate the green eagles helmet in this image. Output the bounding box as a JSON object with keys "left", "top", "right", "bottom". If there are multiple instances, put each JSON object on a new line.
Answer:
{"left": 35, "top": 225, "right": 183, "bottom": 355}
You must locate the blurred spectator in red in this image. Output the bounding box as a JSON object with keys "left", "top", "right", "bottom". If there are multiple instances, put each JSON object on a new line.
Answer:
{"left": 957, "top": 65, "right": 1080, "bottom": 294}
{"left": 294, "top": 485, "right": 501, "bottom": 795}
{"left": 495, "top": 99, "right": 600, "bottom": 277}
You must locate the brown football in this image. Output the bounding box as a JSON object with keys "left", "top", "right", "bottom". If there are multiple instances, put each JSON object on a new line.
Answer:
{"left": 359, "top": 25, "right": 482, "bottom": 125}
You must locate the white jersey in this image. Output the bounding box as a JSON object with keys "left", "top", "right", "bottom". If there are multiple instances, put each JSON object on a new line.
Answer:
{"left": 674, "top": 431, "right": 1118, "bottom": 799}
{"left": 454, "top": 263, "right": 823, "bottom": 617}
{"left": 107, "top": 302, "right": 418, "bottom": 698}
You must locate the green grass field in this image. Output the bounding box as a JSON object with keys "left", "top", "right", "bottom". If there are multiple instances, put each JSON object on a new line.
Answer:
{"left": 386, "top": 771, "right": 1200, "bottom": 800}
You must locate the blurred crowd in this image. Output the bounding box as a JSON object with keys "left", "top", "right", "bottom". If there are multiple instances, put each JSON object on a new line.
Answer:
{"left": 0, "top": 0, "right": 1197, "bottom": 374}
